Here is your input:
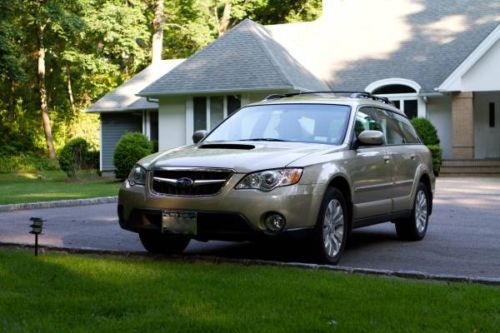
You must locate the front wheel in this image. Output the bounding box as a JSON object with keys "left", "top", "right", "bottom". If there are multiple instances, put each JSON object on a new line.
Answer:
{"left": 314, "top": 187, "right": 349, "bottom": 265}
{"left": 139, "top": 231, "right": 190, "bottom": 254}
{"left": 395, "top": 182, "right": 430, "bottom": 240}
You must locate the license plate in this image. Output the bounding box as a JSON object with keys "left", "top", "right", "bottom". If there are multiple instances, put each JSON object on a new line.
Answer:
{"left": 162, "top": 210, "right": 197, "bottom": 235}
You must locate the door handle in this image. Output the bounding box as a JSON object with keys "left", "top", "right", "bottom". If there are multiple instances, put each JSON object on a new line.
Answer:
{"left": 410, "top": 154, "right": 416, "bottom": 160}
{"left": 383, "top": 155, "right": 391, "bottom": 163}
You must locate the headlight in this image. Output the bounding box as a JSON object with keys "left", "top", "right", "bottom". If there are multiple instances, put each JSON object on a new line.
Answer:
{"left": 235, "top": 168, "right": 303, "bottom": 192}
{"left": 128, "top": 165, "right": 147, "bottom": 186}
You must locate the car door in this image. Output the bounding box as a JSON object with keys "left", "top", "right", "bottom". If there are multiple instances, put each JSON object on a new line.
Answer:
{"left": 390, "top": 111, "right": 422, "bottom": 211}
{"left": 350, "top": 107, "right": 393, "bottom": 221}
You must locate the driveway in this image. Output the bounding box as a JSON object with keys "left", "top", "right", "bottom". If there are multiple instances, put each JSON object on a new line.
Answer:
{"left": 1, "top": 177, "right": 499, "bottom": 279}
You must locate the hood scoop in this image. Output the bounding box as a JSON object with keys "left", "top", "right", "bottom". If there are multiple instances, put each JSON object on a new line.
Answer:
{"left": 199, "top": 143, "right": 255, "bottom": 150}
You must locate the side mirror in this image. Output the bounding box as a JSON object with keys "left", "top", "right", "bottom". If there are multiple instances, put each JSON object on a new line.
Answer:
{"left": 357, "top": 130, "right": 384, "bottom": 146}
{"left": 192, "top": 130, "right": 208, "bottom": 144}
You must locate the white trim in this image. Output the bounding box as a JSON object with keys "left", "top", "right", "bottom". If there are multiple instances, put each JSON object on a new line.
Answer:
{"left": 365, "top": 78, "right": 422, "bottom": 93}
{"left": 438, "top": 24, "right": 500, "bottom": 92}
{"left": 223, "top": 96, "right": 228, "bottom": 118}
{"left": 99, "top": 115, "right": 103, "bottom": 171}
{"left": 185, "top": 97, "right": 194, "bottom": 144}
{"left": 142, "top": 111, "right": 151, "bottom": 139}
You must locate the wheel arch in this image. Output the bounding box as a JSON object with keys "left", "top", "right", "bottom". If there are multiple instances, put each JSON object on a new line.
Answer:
{"left": 326, "top": 176, "right": 353, "bottom": 227}
{"left": 419, "top": 173, "right": 433, "bottom": 215}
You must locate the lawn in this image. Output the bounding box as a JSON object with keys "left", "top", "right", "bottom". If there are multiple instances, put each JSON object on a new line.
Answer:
{"left": 0, "top": 170, "right": 120, "bottom": 205}
{"left": 0, "top": 249, "right": 498, "bottom": 332}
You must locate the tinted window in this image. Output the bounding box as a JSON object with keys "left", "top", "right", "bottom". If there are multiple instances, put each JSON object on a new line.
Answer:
{"left": 205, "top": 104, "right": 351, "bottom": 145}
{"left": 392, "top": 113, "right": 420, "bottom": 144}
{"left": 356, "top": 107, "right": 405, "bottom": 145}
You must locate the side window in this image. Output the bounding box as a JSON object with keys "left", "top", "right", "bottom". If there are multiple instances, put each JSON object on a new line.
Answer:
{"left": 355, "top": 107, "right": 383, "bottom": 137}
{"left": 392, "top": 113, "right": 421, "bottom": 144}
{"left": 373, "top": 108, "right": 405, "bottom": 145}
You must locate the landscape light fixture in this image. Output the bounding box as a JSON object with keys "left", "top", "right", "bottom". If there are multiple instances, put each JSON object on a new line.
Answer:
{"left": 29, "top": 217, "right": 44, "bottom": 256}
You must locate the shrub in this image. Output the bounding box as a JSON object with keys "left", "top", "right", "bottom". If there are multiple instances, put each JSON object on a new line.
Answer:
{"left": 410, "top": 118, "right": 440, "bottom": 145}
{"left": 0, "top": 154, "right": 59, "bottom": 173}
{"left": 411, "top": 118, "right": 442, "bottom": 176}
{"left": 59, "top": 138, "right": 90, "bottom": 177}
{"left": 427, "top": 145, "right": 443, "bottom": 176}
{"left": 113, "top": 132, "right": 153, "bottom": 180}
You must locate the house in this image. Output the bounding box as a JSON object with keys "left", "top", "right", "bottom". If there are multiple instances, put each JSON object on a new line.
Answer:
{"left": 86, "top": 59, "right": 184, "bottom": 171}
{"left": 88, "top": 0, "right": 500, "bottom": 173}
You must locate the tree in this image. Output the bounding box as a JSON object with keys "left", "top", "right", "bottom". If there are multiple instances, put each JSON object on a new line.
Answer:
{"left": 152, "top": 0, "right": 164, "bottom": 63}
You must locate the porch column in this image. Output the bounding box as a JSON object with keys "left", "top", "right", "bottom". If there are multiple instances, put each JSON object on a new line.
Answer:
{"left": 451, "top": 92, "right": 474, "bottom": 159}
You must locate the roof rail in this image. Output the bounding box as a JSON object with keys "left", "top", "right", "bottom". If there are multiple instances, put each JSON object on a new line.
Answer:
{"left": 264, "top": 91, "right": 393, "bottom": 105}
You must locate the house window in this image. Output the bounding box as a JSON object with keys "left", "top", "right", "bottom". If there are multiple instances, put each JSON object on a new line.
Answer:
{"left": 367, "top": 79, "right": 422, "bottom": 119}
{"left": 193, "top": 95, "right": 241, "bottom": 131}
{"left": 372, "top": 85, "right": 418, "bottom": 119}
{"left": 490, "top": 102, "right": 495, "bottom": 128}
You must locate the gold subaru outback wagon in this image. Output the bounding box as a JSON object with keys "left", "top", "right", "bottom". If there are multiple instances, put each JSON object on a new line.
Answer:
{"left": 118, "top": 92, "right": 435, "bottom": 264}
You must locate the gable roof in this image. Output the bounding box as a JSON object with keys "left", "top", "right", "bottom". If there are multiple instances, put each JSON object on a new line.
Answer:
{"left": 267, "top": 0, "right": 500, "bottom": 93}
{"left": 139, "top": 19, "right": 328, "bottom": 97}
{"left": 86, "top": 59, "right": 184, "bottom": 113}
{"left": 438, "top": 24, "right": 500, "bottom": 91}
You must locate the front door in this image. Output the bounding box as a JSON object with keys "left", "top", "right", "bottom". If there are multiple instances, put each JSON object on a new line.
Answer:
{"left": 474, "top": 92, "right": 500, "bottom": 159}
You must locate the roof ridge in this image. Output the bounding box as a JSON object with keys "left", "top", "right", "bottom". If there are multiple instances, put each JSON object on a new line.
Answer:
{"left": 250, "top": 23, "right": 296, "bottom": 88}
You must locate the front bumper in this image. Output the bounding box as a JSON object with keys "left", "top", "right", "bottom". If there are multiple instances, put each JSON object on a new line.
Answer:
{"left": 118, "top": 173, "right": 325, "bottom": 240}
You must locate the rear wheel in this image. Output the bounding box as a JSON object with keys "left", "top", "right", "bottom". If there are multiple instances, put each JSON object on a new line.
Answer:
{"left": 395, "top": 182, "right": 430, "bottom": 240}
{"left": 314, "top": 187, "right": 349, "bottom": 264}
{"left": 139, "top": 231, "right": 190, "bottom": 254}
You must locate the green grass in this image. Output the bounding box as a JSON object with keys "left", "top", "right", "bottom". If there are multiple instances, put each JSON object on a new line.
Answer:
{"left": 0, "top": 249, "right": 498, "bottom": 332}
{"left": 0, "top": 170, "right": 120, "bottom": 204}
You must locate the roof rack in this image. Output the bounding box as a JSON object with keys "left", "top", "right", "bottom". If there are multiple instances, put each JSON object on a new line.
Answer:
{"left": 264, "top": 91, "right": 393, "bottom": 105}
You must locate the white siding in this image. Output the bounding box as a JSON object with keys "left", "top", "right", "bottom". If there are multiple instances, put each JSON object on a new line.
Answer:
{"left": 427, "top": 95, "right": 452, "bottom": 159}
{"left": 462, "top": 39, "right": 500, "bottom": 91}
{"left": 158, "top": 97, "right": 187, "bottom": 150}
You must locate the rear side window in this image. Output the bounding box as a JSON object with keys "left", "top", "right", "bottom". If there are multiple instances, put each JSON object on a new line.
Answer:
{"left": 392, "top": 113, "right": 421, "bottom": 144}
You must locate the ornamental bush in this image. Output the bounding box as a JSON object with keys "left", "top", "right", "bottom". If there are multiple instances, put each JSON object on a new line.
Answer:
{"left": 410, "top": 118, "right": 442, "bottom": 176}
{"left": 113, "top": 132, "right": 153, "bottom": 180}
{"left": 410, "top": 118, "right": 440, "bottom": 145}
{"left": 59, "top": 137, "right": 90, "bottom": 177}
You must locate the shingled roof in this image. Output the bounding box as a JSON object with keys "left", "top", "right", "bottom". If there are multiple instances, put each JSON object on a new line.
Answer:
{"left": 267, "top": 0, "right": 500, "bottom": 93}
{"left": 139, "top": 19, "right": 328, "bottom": 97}
{"left": 86, "top": 59, "right": 184, "bottom": 112}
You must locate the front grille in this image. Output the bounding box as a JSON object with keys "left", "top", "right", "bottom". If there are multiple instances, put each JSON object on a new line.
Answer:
{"left": 151, "top": 169, "right": 232, "bottom": 196}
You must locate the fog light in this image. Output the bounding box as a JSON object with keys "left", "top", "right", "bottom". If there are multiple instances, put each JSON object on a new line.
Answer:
{"left": 264, "top": 213, "right": 286, "bottom": 233}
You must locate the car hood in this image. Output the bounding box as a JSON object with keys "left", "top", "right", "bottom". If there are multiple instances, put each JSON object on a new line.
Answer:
{"left": 139, "top": 141, "right": 344, "bottom": 173}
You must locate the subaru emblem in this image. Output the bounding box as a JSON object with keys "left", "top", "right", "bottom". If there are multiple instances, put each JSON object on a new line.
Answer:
{"left": 176, "top": 177, "right": 194, "bottom": 188}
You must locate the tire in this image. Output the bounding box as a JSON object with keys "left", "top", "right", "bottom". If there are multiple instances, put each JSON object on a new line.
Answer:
{"left": 395, "top": 182, "right": 430, "bottom": 241}
{"left": 313, "top": 187, "right": 349, "bottom": 265}
{"left": 139, "top": 231, "right": 190, "bottom": 254}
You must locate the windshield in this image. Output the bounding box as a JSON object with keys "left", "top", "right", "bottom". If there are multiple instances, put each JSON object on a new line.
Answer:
{"left": 204, "top": 104, "right": 351, "bottom": 145}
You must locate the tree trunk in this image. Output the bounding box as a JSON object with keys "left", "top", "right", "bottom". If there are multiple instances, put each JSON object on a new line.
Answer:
{"left": 152, "top": 0, "right": 164, "bottom": 64}
{"left": 217, "top": 2, "right": 232, "bottom": 36}
{"left": 36, "top": 24, "right": 56, "bottom": 160}
{"left": 66, "top": 65, "right": 76, "bottom": 114}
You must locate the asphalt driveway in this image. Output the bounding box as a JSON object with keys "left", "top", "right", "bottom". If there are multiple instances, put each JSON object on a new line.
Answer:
{"left": 1, "top": 177, "right": 499, "bottom": 279}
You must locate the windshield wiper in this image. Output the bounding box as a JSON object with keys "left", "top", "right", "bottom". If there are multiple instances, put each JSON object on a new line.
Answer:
{"left": 240, "top": 138, "right": 286, "bottom": 142}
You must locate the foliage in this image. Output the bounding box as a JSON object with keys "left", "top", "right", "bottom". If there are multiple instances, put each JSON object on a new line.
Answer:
{"left": 411, "top": 118, "right": 440, "bottom": 145}
{"left": 113, "top": 132, "right": 153, "bottom": 180}
{"left": 0, "top": 170, "right": 119, "bottom": 204}
{"left": 428, "top": 144, "right": 443, "bottom": 176}
{"left": 0, "top": 154, "right": 59, "bottom": 174}
{"left": 411, "top": 118, "right": 442, "bottom": 176}
{"left": 59, "top": 137, "right": 94, "bottom": 177}
{"left": 0, "top": 0, "right": 322, "bottom": 165}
